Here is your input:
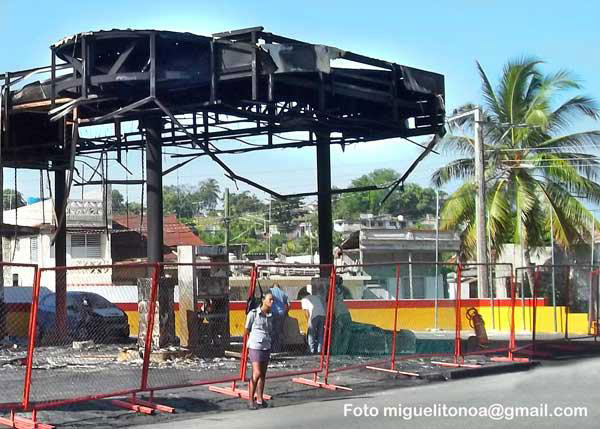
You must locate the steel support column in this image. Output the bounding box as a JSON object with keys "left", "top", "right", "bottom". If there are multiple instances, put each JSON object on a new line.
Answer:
{"left": 316, "top": 131, "right": 333, "bottom": 277}
{"left": 143, "top": 116, "right": 164, "bottom": 264}
{"left": 55, "top": 168, "right": 67, "bottom": 338}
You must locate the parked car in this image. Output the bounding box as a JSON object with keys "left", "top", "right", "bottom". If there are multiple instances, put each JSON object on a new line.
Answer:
{"left": 37, "top": 291, "right": 130, "bottom": 342}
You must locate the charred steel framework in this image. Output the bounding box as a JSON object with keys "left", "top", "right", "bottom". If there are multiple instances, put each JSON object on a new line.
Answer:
{"left": 0, "top": 26, "right": 445, "bottom": 289}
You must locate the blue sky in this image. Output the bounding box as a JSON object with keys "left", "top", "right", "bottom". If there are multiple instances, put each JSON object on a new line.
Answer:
{"left": 1, "top": 0, "right": 600, "bottom": 205}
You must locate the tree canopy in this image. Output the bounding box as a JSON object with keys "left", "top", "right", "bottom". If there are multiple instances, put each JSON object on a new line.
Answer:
{"left": 334, "top": 169, "right": 444, "bottom": 220}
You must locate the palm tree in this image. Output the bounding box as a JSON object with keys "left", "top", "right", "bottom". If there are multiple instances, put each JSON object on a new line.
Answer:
{"left": 432, "top": 57, "right": 600, "bottom": 294}
{"left": 197, "top": 179, "right": 221, "bottom": 211}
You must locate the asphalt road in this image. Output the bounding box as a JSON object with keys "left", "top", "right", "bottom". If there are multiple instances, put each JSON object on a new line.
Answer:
{"left": 133, "top": 358, "right": 600, "bottom": 429}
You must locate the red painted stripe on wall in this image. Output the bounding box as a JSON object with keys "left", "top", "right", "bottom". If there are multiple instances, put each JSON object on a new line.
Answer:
{"left": 5, "top": 298, "right": 547, "bottom": 314}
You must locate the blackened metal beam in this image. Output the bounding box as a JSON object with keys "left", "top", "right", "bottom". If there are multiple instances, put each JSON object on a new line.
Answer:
{"left": 251, "top": 31, "right": 258, "bottom": 100}
{"left": 316, "top": 131, "right": 333, "bottom": 276}
{"left": 0, "top": 76, "right": 5, "bottom": 339}
{"left": 55, "top": 168, "right": 67, "bottom": 339}
{"left": 144, "top": 116, "right": 164, "bottom": 263}
{"left": 210, "top": 41, "right": 217, "bottom": 103}
{"left": 212, "top": 26, "right": 264, "bottom": 39}
{"left": 73, "top": 179, "right": 145, "bottom": 186}
{"left": 108, "top": 40, "right": 139, "bottom": 75}
{"left": 281, "top": 184, "right": 382, "bottom": 199}
{"left": 149, "top": 33, "right": 157, "bottom": 98}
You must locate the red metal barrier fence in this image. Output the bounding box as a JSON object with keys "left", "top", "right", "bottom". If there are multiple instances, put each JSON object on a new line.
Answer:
{"left": 24, "top": 264, "right": 156, "bottom": 412}
{"left": 10, "top": 260, "right": 600, "bottom": 427}
{"left": 209, "top": 264, "right": 342, "bottom": 397}
{"left": 0, "top": 263, "right": 39, "bottom": 418}
{"left": 458, "top": 263, "right": 516, "bottom": 361}
{"left": 143, "top": 263, "right": 254, "bottom": 397}
{"left": 513, "top": 265, "right": 600, "bottom": 360}
{"left": 322, "top": 262, "right": 464, "bottom": 381}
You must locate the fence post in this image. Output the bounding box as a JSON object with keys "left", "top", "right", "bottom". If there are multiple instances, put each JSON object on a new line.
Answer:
{"left": 390, "top": 264, "right": 401, "bottom": 371}
{"left": 140, "top": 264, "right": 160, "bottom": 391}
{"left": 509, "top": 272, "right": 517, "bottom": 359}
{"left": 533, "top": 267, "right": 541, "bottom": 356}
{"left": 565, "top": 265, "right": 571, "bottom": 340}
{"left": 454, "top": 263, "right": 462, "bottom": 363}
{"left": 22, "top": 266, "right": 41, "bottom": 410}
{"left": 239, "top": 265, "right": 258, "bottom": 384}
{"left": 322, "top": 266, "right": 337, "bottom": 385}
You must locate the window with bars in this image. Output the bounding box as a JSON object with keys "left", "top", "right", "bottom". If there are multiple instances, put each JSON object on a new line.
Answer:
{"left": 30, "top": 237, "right": 38, "bottom": 263}
{"left": 70, "top": 234, "right": 101, "bottom": 258}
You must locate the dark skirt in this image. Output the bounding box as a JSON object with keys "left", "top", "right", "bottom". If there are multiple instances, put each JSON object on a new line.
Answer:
{"left": 248, "top": 348, "right": 271, "bottom": 363}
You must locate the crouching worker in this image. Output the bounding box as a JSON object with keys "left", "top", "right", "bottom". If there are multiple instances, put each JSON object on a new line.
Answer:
{"left": 245, "top": 292, "right": 274, "bottom": 410}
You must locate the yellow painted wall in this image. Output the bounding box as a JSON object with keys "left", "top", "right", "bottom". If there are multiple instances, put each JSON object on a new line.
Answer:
{"left": 6, "top": 313, "right": 30, "bottom": 337}
{"left": 478, "top": 306, "right": 590, "bottom": 335}
{"left": 8, "top": 304, "right": 593, "bottom": 339}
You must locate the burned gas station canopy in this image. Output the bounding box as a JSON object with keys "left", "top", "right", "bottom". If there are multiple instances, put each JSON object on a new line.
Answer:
{"left": 1, "top": 27, "right": 445, "bottom": 173}
{"left": 0, "top": 26, "right": 446, "bottom": 270}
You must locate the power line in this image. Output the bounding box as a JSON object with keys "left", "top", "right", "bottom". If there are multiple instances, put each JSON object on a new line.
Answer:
{"left": 485, "top": 145, "right": 600, "bottom": 153}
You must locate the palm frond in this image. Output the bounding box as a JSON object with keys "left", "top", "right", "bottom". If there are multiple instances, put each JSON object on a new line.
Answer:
{"left": 439, "top": 182, "right": 476, "bottom": 231}
{"left": 547, "top": 95, "right": 600, "bottom": 132}
{"left": 431, "top": 158, "right": 475, "bottom": 188}
{"left": 533, "top": 152, "right": 600, "bottom": 182}
{"left": 476, "top": 61, "right": 503, "bottom": 119}
{"left": 436, "top": 135, "right": 475, "bottom": 156}
{"left": 535, "top": 130, "right": 600, "bottom": 152}
{"left": 497, "top": 57, "right": 543, "bottom": 127}
{"left": 540, "top": 180, "right": 594, "bottom": 246}
{"left": 486, "top": 179, "right": 512, "bottom": 254}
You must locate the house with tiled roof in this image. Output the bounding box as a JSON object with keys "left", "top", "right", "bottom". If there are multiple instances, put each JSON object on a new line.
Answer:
{"left": 111, "top": 214, "right": 204, "bottom": 263}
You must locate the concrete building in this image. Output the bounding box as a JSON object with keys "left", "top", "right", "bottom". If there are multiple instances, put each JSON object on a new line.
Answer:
{"left": 339, "top": 228, "right": 461, "bottom": 300}
{"left": 334, "top": 214, "right": 407, "bottom": 235}
{"left": 2, "top": 197, "right": 113, "bottom": 287}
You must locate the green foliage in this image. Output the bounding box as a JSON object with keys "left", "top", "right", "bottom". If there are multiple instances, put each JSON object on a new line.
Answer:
{"left": 163, "top": 185, "right": 198, "bottom": 218}
{"left": 333, "top": 169, "right": 443, "bottom": 220}
{"left": 229, "top": 191, "right": 267, "bottom": 216}
{"left": 433, "top": 57, "right": 600, "bottom": 260}
{"left": 111, "top": 189, "right": 125, "bottom": 214}
{"left": 111, "top": 189, "right": 144, "bottom": 215}
{"left": 197, "top": 179, "right": 221, "bottom": 211}
{"left": 112, "top": 166, "right": 441, "bottom": 256}
{"left": 271, "top": 197, "right": 307, "bottom": 234}
{"left": 162, "top": 179, "right": 221, "bottom": 217}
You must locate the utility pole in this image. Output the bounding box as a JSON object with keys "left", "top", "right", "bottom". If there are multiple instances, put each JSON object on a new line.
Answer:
{"left": 447, "top": 108, "right": 489, "bottom": 298}
{"left": 267, "top": 198, "right": 271, "bottom": 262}
{"left": 590, "top": 217, "right": 595, "bottom": 333}
{"left": 224, "top": 187, "right": 230, "bottom": 259}
{"left": 474, "top": 107, "right": 489, "bottom": 298}
{"left": 550, "top": 211, "right": 557, "bottom": 332}
{"left": 434, "top": 189, "right": 440, "bottom": 329}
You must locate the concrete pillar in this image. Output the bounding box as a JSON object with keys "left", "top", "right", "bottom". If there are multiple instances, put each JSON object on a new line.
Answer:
{"left": 316, "top": 131, "right": 333, "bottom": 277}
{"left": 138, "top": 116, "right": 178, "bottom": 349}
{"left": 177, "top": 245, "right": 196, "bottom": 347}
{"left": 143, "top": 116, "right": 163, "bottom": 264}
{"left": 55, "top": 168, "right": 67, "bottom": 338}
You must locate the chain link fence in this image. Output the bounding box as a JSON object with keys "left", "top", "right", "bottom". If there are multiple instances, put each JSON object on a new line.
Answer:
{"left": 0, "top": 263, "right": 39, "bottom": 411}
{"left": 26, "top": 263, "right": 155, "bottom": 409}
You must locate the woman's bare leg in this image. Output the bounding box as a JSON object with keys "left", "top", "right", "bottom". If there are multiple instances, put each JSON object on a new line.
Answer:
{"left": 256, "top": 361, "right": 269, "bottom": 402}
{"left": 249, "top": 361, "right": 261, "bottom": 405}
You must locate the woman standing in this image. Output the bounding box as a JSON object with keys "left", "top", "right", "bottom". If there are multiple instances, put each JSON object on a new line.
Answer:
{"left": 245, "top": 292, "right": 274, "bottom": 409}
